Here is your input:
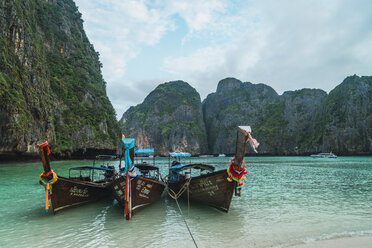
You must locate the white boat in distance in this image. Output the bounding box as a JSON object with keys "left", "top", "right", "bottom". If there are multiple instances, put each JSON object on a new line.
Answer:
{"left": 218, "top": 154, "right": 226, "bottom": 157}
{"left": 310, "top": 152, "right": 337, "bottom": 158}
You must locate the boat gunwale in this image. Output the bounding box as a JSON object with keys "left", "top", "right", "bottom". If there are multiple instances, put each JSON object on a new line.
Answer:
{"left": 56, "top": 176, "right": 112, "bottom": 188}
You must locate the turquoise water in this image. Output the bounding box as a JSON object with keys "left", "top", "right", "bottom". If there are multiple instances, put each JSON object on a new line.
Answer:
{"left": 0, "top": 157, "right": 371, "bottom": 248}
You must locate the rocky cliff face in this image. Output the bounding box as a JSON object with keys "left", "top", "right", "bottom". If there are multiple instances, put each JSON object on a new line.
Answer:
{"left": 202, "top": 78, "right": 280, "bottom": 154}
{"left": 317, "top": 75, "right": 372, "bottom": 154}
{"left": 203, "top": 76, "right": 371, "bottom": 155}
{"left": 0, "top": 0, "right": 120, "bottom": 159}
{"left": 120, "top": 81, "right": 207, "bottom": 156}
{"left": 277, "top": 89, "right": 327, "bottom": 154}
{"left": 122, "top": 76, "right": 371, "bottom": 156}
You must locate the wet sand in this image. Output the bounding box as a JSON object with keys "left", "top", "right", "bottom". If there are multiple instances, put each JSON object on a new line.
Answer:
{"left": 291, "top": 236, "right": 372, "bottom": 248}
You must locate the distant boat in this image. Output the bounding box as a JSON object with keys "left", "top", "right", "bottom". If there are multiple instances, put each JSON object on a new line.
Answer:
{"left": 310, "top": 152, "right": 337, "bottom": 158}
{"left": 218, "top": 154, "right": 226, "bottom": 157}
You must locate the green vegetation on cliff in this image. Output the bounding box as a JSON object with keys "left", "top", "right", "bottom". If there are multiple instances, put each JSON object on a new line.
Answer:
{"left": 120, "top": 81, "right": 207, "bottom": 155}
{"left": 0, "top": 0, "right": 120, "bottom": 157}
{"left": 202, "top": 76, "right": 370, "bottom": 155}
{"left": 2, "top": 0, "right": 371, "bottom": 157}
{"left": 319, "top": 75, "right": 372, "bottom": 154}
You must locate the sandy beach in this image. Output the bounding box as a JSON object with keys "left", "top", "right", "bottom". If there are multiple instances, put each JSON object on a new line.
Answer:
{"left": 291, "top": 236, "right": 372, "bottom": 248}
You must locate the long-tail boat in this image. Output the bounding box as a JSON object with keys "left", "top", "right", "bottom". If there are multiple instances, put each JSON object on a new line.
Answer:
{"left": 110, "top": 138, "right": 166, "bottom": 220}
{"left": 37, "top": 141, "right": 116, "bottom": 213}
{"left": 166, "top": 126, "right": 259, "bottom": 212}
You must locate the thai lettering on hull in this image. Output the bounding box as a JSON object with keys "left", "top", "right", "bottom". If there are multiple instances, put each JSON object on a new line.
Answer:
{"left": 192, "top": 178, "right": 219, "bottom": 196}
{"left": 136, "top": 180, "right": 152, "bottom": 199}
{"left": 69, "top": 186, "right": 89, "bottom": 197}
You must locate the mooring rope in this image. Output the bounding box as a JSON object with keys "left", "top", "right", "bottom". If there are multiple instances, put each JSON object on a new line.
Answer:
{"left": 168, "top": 178, "right": 198, "bottom": 248}
{"left": 168, "top": 178, "right": 192, "bottom": 199}
{"left": 174, "top": 196, "right": 198, "bottom": 248}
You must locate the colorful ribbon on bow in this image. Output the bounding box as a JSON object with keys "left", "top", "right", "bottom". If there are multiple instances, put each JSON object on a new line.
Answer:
{"left": 227, "top": 158, "right": 247, "bottom": 197}
{"left": 39, "top": 170, "right": 58, "bottom": 212}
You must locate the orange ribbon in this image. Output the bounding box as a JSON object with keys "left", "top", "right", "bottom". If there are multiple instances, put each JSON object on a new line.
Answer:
{"left": 45, "top": 183, "right": 50, "bottom": 212}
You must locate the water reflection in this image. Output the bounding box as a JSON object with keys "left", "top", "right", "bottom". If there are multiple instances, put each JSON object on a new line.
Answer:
{"left": 0, "top": 157, "right": 371, "bottom": 248}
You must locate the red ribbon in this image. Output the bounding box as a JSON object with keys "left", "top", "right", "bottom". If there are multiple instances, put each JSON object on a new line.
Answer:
{"left": 37, "top": 141, "right": 51, "bottom": 155}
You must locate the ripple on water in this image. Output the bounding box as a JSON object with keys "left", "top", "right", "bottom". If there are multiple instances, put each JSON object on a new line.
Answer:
{"left": 0, "top": 157, "right": 371, "bottom": 248}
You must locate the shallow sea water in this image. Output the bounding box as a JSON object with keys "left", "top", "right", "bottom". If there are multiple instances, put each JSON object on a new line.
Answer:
{"left": 0, "top": 156, "right": 371, "bottom": 248}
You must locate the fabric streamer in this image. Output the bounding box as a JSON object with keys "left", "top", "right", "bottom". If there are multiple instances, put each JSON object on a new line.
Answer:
{"left": 38, "top": 141, "right": 51, "bottom": 155}
{"left": 247, "top": 132, "right": 259, "bottom": 153}
{"left": 121, "top": 138, "right": 135, "bottom": 220}
{"left": 227, "top": 158, "right": 247, "bottom": 197}
{"left": 39, "top": 170, "right": 58, "bottom": 212}
{"left": 121, "top": 138, "right": 135, "bottom": 173}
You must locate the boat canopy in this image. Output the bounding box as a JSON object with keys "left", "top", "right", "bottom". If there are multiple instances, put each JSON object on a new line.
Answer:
{"left": 69, "top": 166, "right": 114, "bottom": 171}
{"left": 169, "top": 152, "right": 191, "bottom": 157}
{"left": 135, "top": 162, "right": 159, "bottom": 171}
{"left": 170, "top": 163, "right": 215, "bottom": 172}
{"left": 135, "top": 148, "right": 154, "bottom": 154}
{"left": 95, "top": 155, "right": 118, "bottom": 159}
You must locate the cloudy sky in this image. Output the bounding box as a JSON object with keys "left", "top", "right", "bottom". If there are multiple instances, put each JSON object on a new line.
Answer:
{"left": 74, "top": 0, "right": 372, "bottom": 119}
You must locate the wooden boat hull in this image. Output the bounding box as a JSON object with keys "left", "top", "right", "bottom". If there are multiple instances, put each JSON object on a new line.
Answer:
{"left": 168, "top": 169, "right": 235, "bottom": 212}
{"left": 111, "top": 176, "right": 166, "bottom": 214}
{"left": 49, "top": 176, "right": 111, "bottom": 213}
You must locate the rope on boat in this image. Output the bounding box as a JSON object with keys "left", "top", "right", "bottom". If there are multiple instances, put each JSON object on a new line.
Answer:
{"left": 168, "top": 178, "right": 192, "bottom": 200}
{"left": 173, "top": 196, "right": 199, "bottom": 248}
{"left": 168, "top": 178, "right": 198, "bottom": 248}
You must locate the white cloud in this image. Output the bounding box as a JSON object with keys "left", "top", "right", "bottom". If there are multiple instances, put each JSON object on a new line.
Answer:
{"left": 162, "top": 0, "right": 372, "bottom": 97}
{"left": 75, "top": 0, "right": 231, "bottom": 117}
{"left": 75, "top": 0, "right": 173, "bottom": 80}
{"left": 163, "top": 0, "right": 227, "bottom": 32}
{"left": 74, "top": 0, "right": 372, "bottom": 118}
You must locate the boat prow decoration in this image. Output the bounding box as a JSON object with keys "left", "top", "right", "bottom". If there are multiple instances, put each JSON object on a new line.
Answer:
{"left": 227, "top": 126, "right": 259, "bottom": 197}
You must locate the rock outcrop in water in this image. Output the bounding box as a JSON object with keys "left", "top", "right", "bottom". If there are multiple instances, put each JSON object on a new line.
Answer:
{"left": 202, "top": 76, "right": 371, "bottom": 155}
{"left": 202, "top": 78, "right": 280, "bottom": 154}
{"left": 0, "top": 0, "right": 120, "bottom": 159}
{"left": 279, "top": 88, "right": 327, "bottom": 154}
{"left": 315, "top": 75, "right": 372, "bottom": 154}
{"left": 202, "top": 78, "right": 325, "bottom": 155}
{"left": 120, "top": 75, "right": 372, "bottom": 156}
{"left": 120, "top": 81, "right": 207, "bottom": 155}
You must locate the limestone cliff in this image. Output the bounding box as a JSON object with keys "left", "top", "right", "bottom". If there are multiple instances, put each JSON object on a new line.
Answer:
{"left": 203, "top": 76, "right": 371, "bottom": 155}
{"left": 0, "top": 0, "right": 120, "bottom": 159}
{"left": 120, "top": 81, "right": 207, "bottom": 156}
{"left": 280, "top": 89, "right": 327, "bottom": 154}
{"left": 316, "top": 75, "right": 372, "bottom": 154}
{"left": 202, "top": 78, "right": 280, "bottom": 154}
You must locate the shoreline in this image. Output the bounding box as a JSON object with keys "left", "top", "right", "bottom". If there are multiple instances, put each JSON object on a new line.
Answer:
{"left": 1, "top": 154, "right": 372, "bottom": 164}
{"left": 289, "top": 236, "right": 372, "bottom": 248}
